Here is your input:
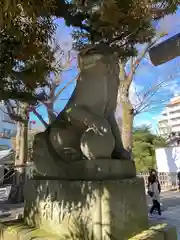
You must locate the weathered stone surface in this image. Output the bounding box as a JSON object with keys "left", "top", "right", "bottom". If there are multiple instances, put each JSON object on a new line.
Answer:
{"left": 32, "top": 51, "right": 130, "bottom": 178}
{"left": 0, "top": 221, "right": 177, "bottom": 240}
{"left": 164, "top": 227, "right": 177, "bottom": 240}
{"left": 24, "top": 177, "right": 148, "bottom": 240}
{"left": 33, "top": 159, "right": 136, "bottom": 180}
{"left": 130, "top": 224, "right": 177, "bottom": 240}
{"left": 151, "top": 224, "right": 177, "bottom": 240}
{"left": 0, "top": 221, "right": 60, "bottom": 240}
{"left": 67, "top": 159, "right": 136, "bottom": 180}
{"left": 129, "top": 229, "right": 164, "bottom": 240}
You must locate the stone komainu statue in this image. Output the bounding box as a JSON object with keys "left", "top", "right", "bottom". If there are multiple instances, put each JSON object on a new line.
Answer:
{"left": 32, "top": 48, "right": 130, "bottom": 177}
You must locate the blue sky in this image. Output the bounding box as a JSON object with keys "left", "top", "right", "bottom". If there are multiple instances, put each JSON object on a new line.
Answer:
{"left": 30, "top": 11, "right": 180, "bottom": 133}
{"left": 132, "top": 9, "right": 180, "bottom": 132}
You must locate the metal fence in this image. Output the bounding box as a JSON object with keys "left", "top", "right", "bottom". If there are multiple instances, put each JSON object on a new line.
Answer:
{"left": 138, "top": 172, "right": 178, "bottom": 191}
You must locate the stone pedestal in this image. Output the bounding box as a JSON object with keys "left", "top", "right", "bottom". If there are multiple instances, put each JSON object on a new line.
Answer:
{"left": 24, "top": 160, "right": 149, "bottom": 240}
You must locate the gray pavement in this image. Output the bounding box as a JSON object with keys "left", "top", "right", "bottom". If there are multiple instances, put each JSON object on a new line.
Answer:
{"left": 149, "top": 205, "right": 180, "bottom": 239}
{"left": 148, "top": 191, "right": 180, "bottom": 239}
{"left": 147, "top": 191, "right": 180, "bottom": 209}
{"left": 0, "top": 191, "right": 179, "bottom": 238}
{"left": 0, "top": 202, "right": 24, "bottom": 221}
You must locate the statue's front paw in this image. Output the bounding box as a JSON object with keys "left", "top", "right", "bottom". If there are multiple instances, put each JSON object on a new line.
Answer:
{"left": 81, "top": 127, "right": 115, "bottom": 160}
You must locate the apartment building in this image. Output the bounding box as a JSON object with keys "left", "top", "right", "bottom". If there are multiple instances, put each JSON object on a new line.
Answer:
{"left": 158, "top": 96, "right": 180, "bottom": 144}
{"left": 0, "top": 102, "right": 17, "bottom": 150}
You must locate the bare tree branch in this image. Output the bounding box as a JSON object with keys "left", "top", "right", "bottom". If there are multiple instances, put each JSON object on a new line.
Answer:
{"left": 53, "top": 74, "right": 79, "bottom": 103}
{"left": 118, "top": 32, "right": 169, "bottom": 108}
{"left": 0, "top": 107, "right": 8, "bottom": 115}
{"left": 31, "top": 107, "right": 48, "bottom": 128}
{"left": 134, "top": 77, "right": 173, "bottom": 114}
{"left": 130, "top": 33, "right": 168, "bottom": 76}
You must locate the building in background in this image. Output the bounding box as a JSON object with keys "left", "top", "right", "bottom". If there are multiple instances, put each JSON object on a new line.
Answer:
{"left": 155, "top": 146, "right": 180, "bottom": 187}
{"left": 0, "top": 102, "right": 16, "bottom": 184}
{"left": 0, "top": 102, "right": 17, "bottom": 150}
{"left": 158, "top": 96, "right": 180, "bottom": 145}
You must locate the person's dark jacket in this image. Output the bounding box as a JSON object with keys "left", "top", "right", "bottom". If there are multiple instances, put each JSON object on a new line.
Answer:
{"left": 177, "top": 171, "right": 180, "bottom": 181}
{"left": 157, "top": 181, "right": 161, "bottom": 193}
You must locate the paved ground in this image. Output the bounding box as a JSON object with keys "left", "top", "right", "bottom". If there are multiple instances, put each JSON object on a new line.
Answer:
{"left": 0, "top": 191, "right": 180, "bottom": 238}
{"left": 0, "top": 202, "right": 24, "bottom": 221}
{"left": 148, "top": 191, "right": 180, "bottom": 239}
{"left": 147, "top": 191, "right": 180, "bottom": 209}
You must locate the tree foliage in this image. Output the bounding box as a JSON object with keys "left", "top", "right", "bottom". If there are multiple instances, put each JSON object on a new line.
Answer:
{"left": 132, "top": 125, "right": 167, "bottom": 172}
{"left": 0, "top": 0, "right": 179, "bottom": 103}
{"left": 72, "top": 0, "right": 179, "bottom": 57}
{"left": 0, "top": 0, "right": 56, "bottom": 102}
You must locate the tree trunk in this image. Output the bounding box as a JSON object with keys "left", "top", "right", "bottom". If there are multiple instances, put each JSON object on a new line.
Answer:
{"left": 14, "top": 104, "right": 29, "bottom": 202}
{"left": 121, "top": 102, "right": 134, "bottom": 152}
{"left": 47, "top": 102, "right": 56, "bottom": 123}
{"left": 15, "top": 122, "right": 21, "bottom": 163}
{"left": 19, "top": 121, "right": 28, "bottom": 170}
{"left": 119, "top": 81, "right": 134, "bottom": 156}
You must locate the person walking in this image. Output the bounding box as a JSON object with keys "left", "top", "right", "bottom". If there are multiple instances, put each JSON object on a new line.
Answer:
{"left": 148, "top": 174, "right": 162, "bottom": 218}
{"left": 147, "top": 169, "right": 161, "bottom": 194}
{"left": 177, "top": 168, "right": 180, "bottom": 192}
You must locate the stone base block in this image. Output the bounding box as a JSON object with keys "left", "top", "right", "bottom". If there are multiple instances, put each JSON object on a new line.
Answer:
{"left": 67, "top": 159, "right": 136, "bottom": 180}
{"left": 24, "top": 177, "right": 148, "bottom": 240}
{"left": 129, "top": 224, "right": 177, "bottom": 240}
{"left": 0, "top": 221, "right": 59, "bottom": 240}
{"left": 33, "top": 159, "right": 136, "bottom": 180}
{"left": 0, "top": 222, "right": 177, "bottom": 240}
{"left": 151, "top": 224, "right": 177, "bottom": 240}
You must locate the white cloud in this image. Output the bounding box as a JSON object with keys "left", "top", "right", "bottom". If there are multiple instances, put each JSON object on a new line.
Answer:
{"left": 152, "top": 115, "right": 160, "bottom": 121}
{"left": 59, "top": 35, "right": 73, "bottom": 52}
{"left": 129, "top": 82, "right": 143, "bottom": 106}
{"left": 156, "top": 13, "right": 180, "bottom": 35}
{"left": 162, "top": 77, "right": 180, "bottom": 97}
{"left": 134, "top": 114, "right": 159, "bottom": 134}
{"left": 134, "top": 119, "right": 152, "bottom": 127}
{"left": 55, "top": 19, "right": 73, "bottom": 54}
